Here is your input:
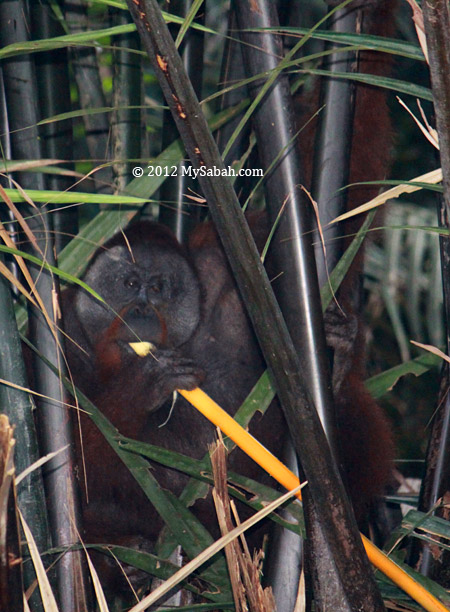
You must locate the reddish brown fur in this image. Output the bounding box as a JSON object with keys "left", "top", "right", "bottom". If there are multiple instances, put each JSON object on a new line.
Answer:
{"left": 95, "top": 312, "right": 129, "bottom": 380}
{"left": 336, "top": 373, "right": 394, "bottom": 522}
{"left": 338, "top": 1, "right": 396, "bottom": 517}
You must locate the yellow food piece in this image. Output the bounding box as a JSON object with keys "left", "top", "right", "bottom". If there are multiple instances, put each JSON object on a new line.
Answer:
{"left": 129, "top": 341, "right": 155, "bottom": 357}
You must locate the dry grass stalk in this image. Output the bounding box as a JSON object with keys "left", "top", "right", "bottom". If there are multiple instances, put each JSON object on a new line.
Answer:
{"left": 210, "top": 432, "right": 276, "bottom": 612}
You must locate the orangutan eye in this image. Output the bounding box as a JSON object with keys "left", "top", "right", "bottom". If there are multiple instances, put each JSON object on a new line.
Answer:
{"left": 150, "top": 282, "right": 161, "bottom": 293}
{"left": 124, "top": 277, "right": 140, "bottom": 290}
{"left": 148, "top": 276, "right": 165, "bottom": 294}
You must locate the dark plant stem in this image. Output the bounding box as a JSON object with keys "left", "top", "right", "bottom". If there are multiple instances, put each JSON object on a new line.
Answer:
{"left": 215, "top": 10, "right": 255, "bottom": 205}
{"left": 126, "top": 1, "right": 385, "bottom": 610}
{"left": 311, "top": 7, "right": 357, "bottom": 287}
{"left": 423, "top": 0, "right": 450, "bottom": 223}
{"left": 232, "top": 1, "right": 379, "bottom": 609}
{"left": 232, "top": 0, "right": 339, "bottom": 465}
{"left": 216, "top": 10, "right": 246, "bottom": 163}
{"left": 307, "top": 11, "right": 358, "bottom": 599}
{"left": 31, "top": 0, "right": 78, "bottom": 253}
{"left": 110, "top": 8, "right": 142, "bottom": 194}
{"left": 414, "top": 0, "right": 450, "bottom": 584}
{"left": 0, "top": 68, "right": 20, "bottom": 285}
{"left": 65, "top": 0, "right": 113, "bottom": 194}
{"left": 0, "top": 29, "right": 50, "bottom": 612}
{"left": 158, "top": 0, "right": 205, "bottom": 242}
{"left": 0, "top": 268, "right": 49, "bottom": 612}
{"left": 0, "top": 2, "right": 90, "bottom": 610}
{"left": 413, "top": 198, "right": 450, "bottom": 580}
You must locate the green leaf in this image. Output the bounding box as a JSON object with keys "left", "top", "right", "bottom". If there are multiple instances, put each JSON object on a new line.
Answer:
{"left": 87, "top": 544, "right": 218, "bottom": 598}
{"left": 252, "top": 28, "right": 425, "bottom": 61}
{"left": 296, "top": 68, "right": 433, "bottom": 102}
{"left": 0, "top": 24, "right": 138, "bottom": 60}
{"left": 2, "top": 188, "right": 150, "bottom": 204}
{"left": 366, "top": 351, "right": 442, "bottom": 399}
{"left": 0, "top": 245, "right": 104, "bottom": 301}
{"left": 320, "top": 211, "right": 376, "bottom": 312}
{"left": 0, "top": 14, "right": 215, "bottom": 61}
{"left": 403, "top": 510, "right": 450, "bottom": 542}
{"left": 119, "top": 436, "right": 303, "bottom": 536}
{"left": 347, "top": 179, "right": 443, "bottom": 193}
{"left": 174, "top": 0, "right": 205, "bottom": 48}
